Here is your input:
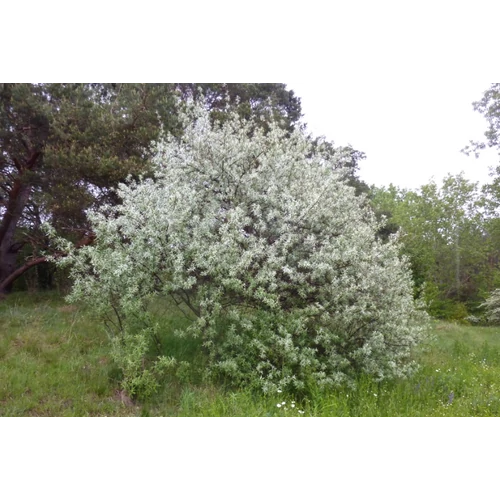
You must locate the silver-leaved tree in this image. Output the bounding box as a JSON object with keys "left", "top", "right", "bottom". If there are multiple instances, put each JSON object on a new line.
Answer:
{"left": 53, "top": 98, "right": 429, "bottom": 396}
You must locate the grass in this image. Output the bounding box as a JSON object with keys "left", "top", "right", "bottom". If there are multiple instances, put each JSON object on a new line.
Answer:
{"left": 1, "top": 291, "right": 500, "bottom": 416}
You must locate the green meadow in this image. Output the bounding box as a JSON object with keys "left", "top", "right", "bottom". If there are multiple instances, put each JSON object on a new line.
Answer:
{"left": 1, "top": 291, "right": 499, "bottom": 417}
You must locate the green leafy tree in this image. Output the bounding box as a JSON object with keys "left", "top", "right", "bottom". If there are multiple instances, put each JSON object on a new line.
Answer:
{"left": 372, "top": 174, "right": 496, "bottom": 318}
{"left": 57, "top": 98, "right": 428, "bottom": 396}
{"left": 464, "top": 85, "right": 500, "bottom": 323}
{"left": 463, "top": 83, "right": 500, "bottom": 215}
{"left": 462, "top": 83, "right": 500, "bottom": 160}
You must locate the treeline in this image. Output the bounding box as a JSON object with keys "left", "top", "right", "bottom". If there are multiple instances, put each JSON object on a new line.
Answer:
{"left": 371, "top": 174, "right": 500, "bottom": 320}
{"left": 370, "top": 83, "right": 500, "bottom": 320}
{"left": 2, "top": 82, "right": 500, "bottom": 322}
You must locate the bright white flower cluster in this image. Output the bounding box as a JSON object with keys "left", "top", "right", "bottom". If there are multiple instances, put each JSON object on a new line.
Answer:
{"left": 275, "top": 399, "right": 304, "bottom": 416}
{"left": 60, "top": 97, "right": 429, "bottom": 394}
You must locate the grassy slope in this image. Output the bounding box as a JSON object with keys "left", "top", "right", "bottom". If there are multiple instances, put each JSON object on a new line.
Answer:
{"left": 1, "top": 292, "right": 500, "bottom": 417}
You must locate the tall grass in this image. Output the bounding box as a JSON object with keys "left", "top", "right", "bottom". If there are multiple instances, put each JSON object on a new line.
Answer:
{"left": 1, "top": 292, "right": 500, "bottom": 416}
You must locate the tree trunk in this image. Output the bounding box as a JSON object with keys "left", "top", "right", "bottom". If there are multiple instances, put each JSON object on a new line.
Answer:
{"left": 0, "top": 250, "right": 19, "bottom": 293}
{"left": 0, "top": 152, "right": 40, "bottom": 294}
{"left": 0, "top": 184, "right": 33, "bottom": 294}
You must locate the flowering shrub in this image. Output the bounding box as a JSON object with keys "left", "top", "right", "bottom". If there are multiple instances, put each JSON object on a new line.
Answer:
{"left": 56, "top": 98, "right": 428, "bottom": 396}
{"left": 479, "top": 289, "right": 500, "bottom": 325}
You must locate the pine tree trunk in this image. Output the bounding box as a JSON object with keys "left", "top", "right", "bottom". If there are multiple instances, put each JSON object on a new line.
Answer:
{"left": 0, "top": 150, "right": 41, "bottom": 294}
{"left": 0, "top": 250, "right": 18, "bottom": 294}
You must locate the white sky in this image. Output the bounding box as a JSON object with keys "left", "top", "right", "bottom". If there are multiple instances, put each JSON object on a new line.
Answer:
{"left": 287, "top": 81, "right": 499, "bottom": 190}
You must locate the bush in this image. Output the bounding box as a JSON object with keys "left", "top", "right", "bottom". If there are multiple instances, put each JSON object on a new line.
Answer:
{"left": 56, "top": 98, "right": 429, "bottom": 395}
{"left": 109, "top": 321, "right": 177, "bottom": 399}
{"left": 479, "top": 289, "right": 500, "bottom": 325}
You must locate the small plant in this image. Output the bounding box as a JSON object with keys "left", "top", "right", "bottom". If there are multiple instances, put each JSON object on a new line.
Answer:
{"left": 110, "top": 324, "right": 177, "bottom": 399}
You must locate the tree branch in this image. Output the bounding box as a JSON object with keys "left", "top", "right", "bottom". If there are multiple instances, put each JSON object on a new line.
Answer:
{"left": 0, "top": 232, "right": 95, "bottom": 295}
